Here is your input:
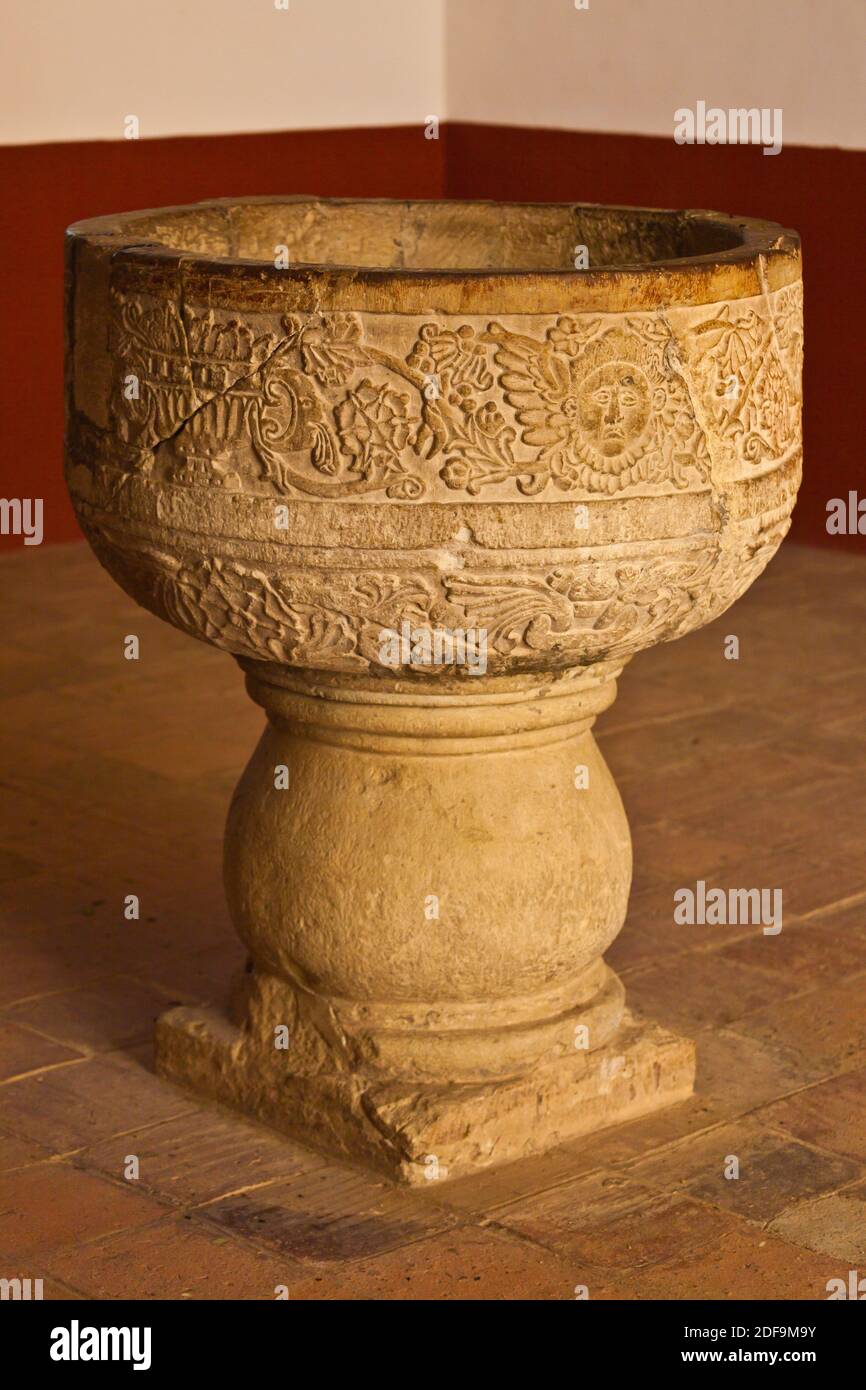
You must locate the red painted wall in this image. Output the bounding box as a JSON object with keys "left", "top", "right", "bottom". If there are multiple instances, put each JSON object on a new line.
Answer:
{"left": 0, "top": 126, "right": 444, "bottom": 550}
{"left": 0, "top": 122, "right": 861, "bottom": 550}
{"left": 444, "top": 124, "right": 865, "bottom": 553}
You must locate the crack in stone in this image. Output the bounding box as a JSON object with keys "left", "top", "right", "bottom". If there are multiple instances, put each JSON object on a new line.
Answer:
{"left": 149, "top": 316, "right": 292, "bottom": 457}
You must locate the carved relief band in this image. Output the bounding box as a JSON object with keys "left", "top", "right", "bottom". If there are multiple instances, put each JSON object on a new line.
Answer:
{"left": 65, "top": 198, "right": 802, "bottom": 1181}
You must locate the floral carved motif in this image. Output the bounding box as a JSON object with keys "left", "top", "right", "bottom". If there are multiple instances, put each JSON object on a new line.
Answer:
{"left": 479, "top": 317, "right": 709, "bottom": 496}
{"left": 682, "top": 280, "right": 803, "bottom": 467}
{"left": 101, "top": 283, "right": 802, "bottom": 503}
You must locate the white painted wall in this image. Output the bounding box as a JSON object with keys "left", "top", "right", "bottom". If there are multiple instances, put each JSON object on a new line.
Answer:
{"left": 3, "top": 0, "right": 863, "bottom": 149}
{"left": 2, "top": 0, "right": 445, "bottom": 144}
{"left": 446, "top": 0, "right": 865, "bottom": 150}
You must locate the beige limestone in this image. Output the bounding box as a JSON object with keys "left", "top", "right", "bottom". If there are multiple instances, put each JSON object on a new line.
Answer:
{"left": 64, "top": 198, "right": 802, "bottom": 1183}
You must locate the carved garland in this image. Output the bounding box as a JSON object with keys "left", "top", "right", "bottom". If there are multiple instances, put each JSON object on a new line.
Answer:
{"left": 103, "top": 283, "right": 802, "bottom": 502}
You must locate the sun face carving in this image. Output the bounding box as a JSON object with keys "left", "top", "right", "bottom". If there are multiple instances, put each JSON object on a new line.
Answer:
{"left": 565, "top": 330, "right": 667, "bottom": 480}
{"left": 575, "top": 361, "right": 651, "bottom": 457}
{"left": 488, "top": 321, "right": 705, "bottom": 494}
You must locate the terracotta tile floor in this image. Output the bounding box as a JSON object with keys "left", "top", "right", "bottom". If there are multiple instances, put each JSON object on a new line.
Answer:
{"left": 1, "top": 540, "right": 864, "bottom": 1301}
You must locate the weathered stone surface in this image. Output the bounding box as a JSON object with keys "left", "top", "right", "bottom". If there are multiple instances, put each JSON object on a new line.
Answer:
{"left": 64, "top": 197, "right": 802, "bottom": 1181}
{"left": 156, "top": 1004, "right": 694, "bottom": 1184}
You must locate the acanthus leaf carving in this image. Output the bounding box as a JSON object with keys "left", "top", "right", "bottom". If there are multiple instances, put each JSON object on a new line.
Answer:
{"left": 81, "top": 522, "right": 753, "bottom": 677}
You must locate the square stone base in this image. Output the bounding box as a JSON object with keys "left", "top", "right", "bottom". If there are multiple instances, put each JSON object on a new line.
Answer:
{"left": 155, "top": 1004, "right": 695, "bottom": 1186}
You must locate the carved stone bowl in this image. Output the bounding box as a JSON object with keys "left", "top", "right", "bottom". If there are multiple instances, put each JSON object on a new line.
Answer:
{"left": 66, "top": 197, "right": 802, "bottom": 681}
{"left": 65, "top": 198, "right": 803, "bottom": 1182}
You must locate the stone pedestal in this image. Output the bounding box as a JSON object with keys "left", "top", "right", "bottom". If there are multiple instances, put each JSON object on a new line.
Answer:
{"left": 156, "top": 661, "right": 694, "bottom": 1182}
{"left": 64, "top": 196, "right": 802, "bottom": 1183}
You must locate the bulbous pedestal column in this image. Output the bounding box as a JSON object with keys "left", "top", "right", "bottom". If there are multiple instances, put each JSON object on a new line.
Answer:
{"left": 64, "top": 197, "right": 802, "bottom": 1182}
{"left": 160, "top": 662, "right": 679, "bottom": 1180}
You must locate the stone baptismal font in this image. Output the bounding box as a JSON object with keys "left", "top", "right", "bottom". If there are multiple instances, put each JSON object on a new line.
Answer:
{"left": 64, "top": 197, "right": 803, "bottom": 1182}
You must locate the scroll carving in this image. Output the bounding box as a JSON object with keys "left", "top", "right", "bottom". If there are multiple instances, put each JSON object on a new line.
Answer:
{"left": 97, "top": 283, "right": 802, "bottom": 504}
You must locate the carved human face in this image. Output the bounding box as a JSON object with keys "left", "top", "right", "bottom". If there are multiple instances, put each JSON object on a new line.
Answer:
{"left": 577, "top": 362, "right": 650, "bottom": 457}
